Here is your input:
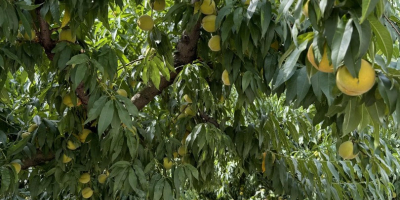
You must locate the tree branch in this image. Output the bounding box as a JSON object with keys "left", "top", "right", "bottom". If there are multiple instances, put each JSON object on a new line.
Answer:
{"left": 199, "top": 110, "right": 220, "bottom": 128}
{"left": 131, "top": 21, "right": 202, "bottom": 110}
{"left": 34, "top": 1, "right": 89, "bottom": 107}
{"left": 130, "top": 20, "right": 220, "bottom": 127}
{"left": 384, "top": 15, "right": 400, "bottom": 38}
{"left": 35, "top": 2, "right": 56, "bottom": 60}
{"left": 21, "top": 151, "right": 55, "bottom": 170}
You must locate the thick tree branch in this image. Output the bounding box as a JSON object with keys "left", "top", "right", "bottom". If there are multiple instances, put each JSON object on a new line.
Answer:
{"left": 35, "top": 2, "right": 56, "bottom": 60}
{"left": 131, "top": 21, "right": 202, "bottom": 110}
{"left": 21, "top": 151, "right": 55, "bottom": 170}
{"left": 131, "top": 68, "right": 183, "bottom": 110}
{"left": 130, "top": 20, "right": 220, "bottom": 127}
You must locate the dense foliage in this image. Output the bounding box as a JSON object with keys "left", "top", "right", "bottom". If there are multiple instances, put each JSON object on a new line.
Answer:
{"left": 1, "top": 0, "right": 400, "bottom": 199}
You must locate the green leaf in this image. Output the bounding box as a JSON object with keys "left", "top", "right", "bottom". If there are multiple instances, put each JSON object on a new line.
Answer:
{"left": 153, "top": 178, "right": 164, "bottom": 200}
{"left": 0, "top": 131, "right": 6, "bottom": 144}
{"left": 163, "top": 3, "right": 186, "bottom": 22}
{"left": 129, "top": 167, "right": 146, "bottom": 197}
{"left": 4, "top": 5, "right": 18, "bottom": 32}
{"left": 7, "top": 137, "right": 29, "bottom": 157}
{"left": 173, "top": 167, "right": 183, "bottom": 198}
{"left": 0, "top": 55, "right": 3, "bottom": 68}
{"left": 260, "top": 1, "right": 271, "bottom": 38}
{"left": 366, "top": 99, "right": 386, "bottom": 124}
{"left": 274, "top": 40, "right": 307, "bottom": 89}
{"left": 331, "top": 17, "right": 353, "bottom": 70}
{"left": 132, "top": 165, "right": 147, "bottom": 188}
{"left": 240, "top": 24, "right": 250, "bottom": 55}
{"left": 379, "top": 166, "right": 390, "bottom": 187}
{"left": 124, "top": 128, "right": 137, "bottom": 158}
{"left": 90, "top": 59, "right": 104, "bottom": 75}
{"left": 358, "top": 105, "right": 371, "bottom": 131}
{"left": 66, "top": 54, "right": 89, "bottom": 65}
{"left": 242, "top": 71, "right": 252, "bottom": 92}
{"left": 368, "top": 15, "right": 393, "bottom": 64}
{"left": 221, "top": 14, "right": 234, "bottom": 43}
{"left": 36, "top": 122, "right": 48, "bottom": 148}
{"left": 115, "top": 95, "right": 138, "bottom": 117}
{"left": 106, "top": 49, "right": 118, "bottom": 80}
{"left": 1, "top": 48, "right": 22, "bottom": 65}
{"left": 51, "top": 42, "right": 66, "bottom": 53}
{"left": 276, "top": 0, "right": 294, "bottom": 21}
{"left": 342, "top": 98, "right": 362, "bottom": 135}
{"left": 72, "top": 64, "right": 87, "bottom": 90}
{"left": 15, "top": 2, "right": 43, "bottom": 10}
{"left": 153, "top": 57, "right": 170, "bottom": 81}
{"left": 0, "top": 67, "right": 7, "bottom": 91}
{"left": 330, "top": 185, "right": 340, "bottom": 200}
{"left": 296, "top": 67, "right": 311, "bottom": 102}
{"left": 149, "top": 64, "right": 161, "bottom": 90}
{"left": 16, "top": 8, "right": 31, "bottom": 38}
{"left": 128, "top": 168, "right": 138, "bottom": 190}
{"left": 84, "top": 96, "right": 108, "bottom": 124}
{"left": 0, "top": 167, "right": 11, "bottom": 192}
{"left": 57, "top": 46, "right": 72, "bottom": 70}
{"left": 115, "top": 101, "right": 134, "bottom": 132}
{"left": 327, "top": 161, "right": 339, "bottom": 181}
{"left": 278, "top": 160, "right": 288, "bottom": 189}
{"left": 375, "top": 0, "right": 384, "bottom": 17}
{"left": 110, "top": 161, "right": 131, "bottom": 169}
{"left": 185, "top": 164, "right": 199, "bottom": 180}
{"left": 163, "top": 181, "right": 173, "bottom": 200}
{"left": 112, "top": 168, "right": 126, "bottom": 192}
{"left": 233, "top": 8, "right": 243, "bottom": 33}
{"left": 343, "top": 35, "right": 361, "bottom": 78}
{"left": 395, "top": 95, "right": 400, "bottom": 126}
{"left": 49, "top": 0, "right": 60, "bottom": 25}
{"left": 350, "top": 12, "right": 372, "bottom": 59}
{"left": 377, "top": 74, "right": 398, "bottom": 114}
{"left": 314, "top": 72, "right": 335, "bottom": 105}
{"left": 360, "top": 0, "right": 380, "bottom": 23}
{"left": 249, "top": 21, "right": 260, "bottom": 47}
{"left": 216, "top": 4, "right": 233, "bottom": 29}
{"left": 98, "top": 100, "right": 114, "bottom": 135}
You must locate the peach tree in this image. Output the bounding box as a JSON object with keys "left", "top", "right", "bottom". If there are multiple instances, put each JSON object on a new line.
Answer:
{"left": 1, "top": 0, "right": 400, "bottom": 199}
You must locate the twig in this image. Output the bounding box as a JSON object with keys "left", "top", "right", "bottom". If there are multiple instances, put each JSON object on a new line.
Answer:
{"left": 384, "top": 15, "right": 400, "bottom": 37}
{"left": 199, "top": 110, "right": 219, "bottom": 128}
{"left": 116, "top": 57, "right": 144, "bottom": 72}
{"left": 172, "top": 104, "right": 190, "bottom": 122}
{"left": 0, "top": 117, "right": 19, "bottom": 130}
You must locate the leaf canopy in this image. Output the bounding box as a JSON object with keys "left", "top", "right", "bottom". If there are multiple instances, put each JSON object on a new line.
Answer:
{"left": 1, "top": 0, "right": 400, "bottom": 199}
